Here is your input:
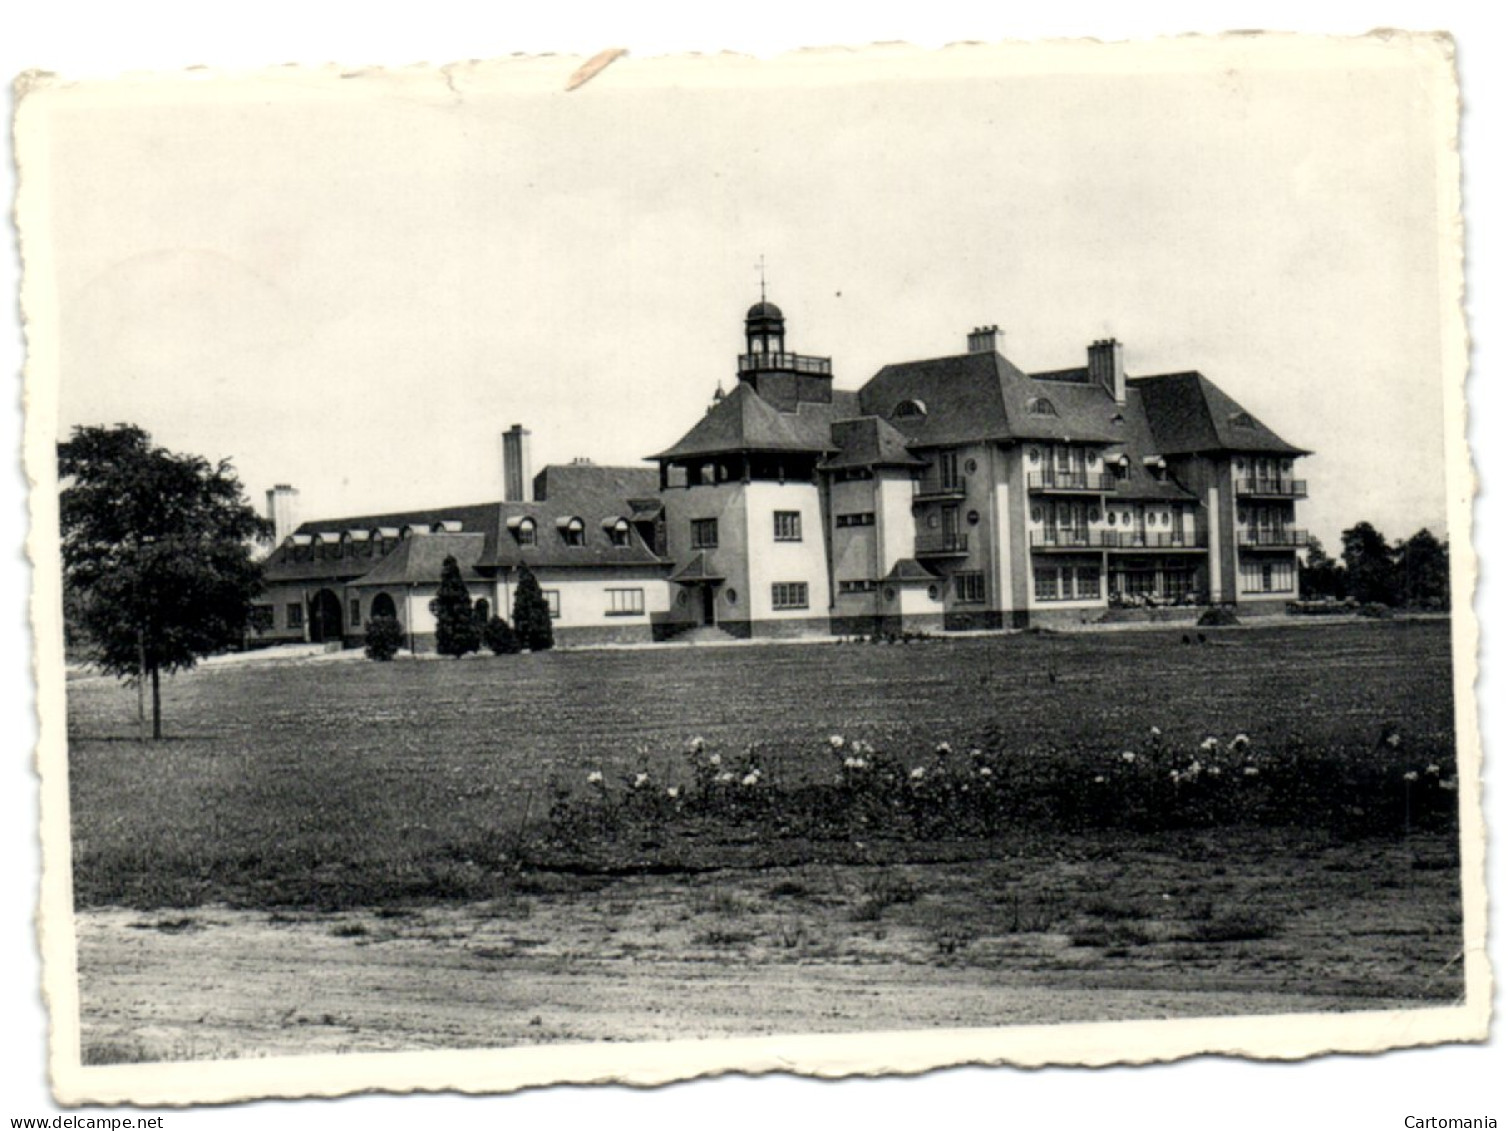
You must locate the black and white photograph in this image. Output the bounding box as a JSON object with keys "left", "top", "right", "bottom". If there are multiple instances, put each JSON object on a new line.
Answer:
{"left": 6, "top": 8, "right": 1500, "bottom": 1124}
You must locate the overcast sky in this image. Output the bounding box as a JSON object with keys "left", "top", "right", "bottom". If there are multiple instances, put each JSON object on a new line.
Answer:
{"left": 33, "top": 36, "right": 1456, "bottom": 552}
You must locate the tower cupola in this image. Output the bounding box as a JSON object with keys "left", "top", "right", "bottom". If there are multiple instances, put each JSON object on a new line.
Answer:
{"left": 745, "top": 301, "right": 786, "bottom": 357}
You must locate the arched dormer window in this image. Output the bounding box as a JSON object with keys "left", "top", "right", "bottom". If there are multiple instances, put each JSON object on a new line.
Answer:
{"left": 558, "top": 516, "right": 586, "bottom": 547}
{"left": 399, "top": 524, "right": 420, "bottom": 540}
{"left": 893, "top": 399, "right": 928, "bottom": 419}
{"left": 1026, "top": 396, "right": 1058, "bottom": 417}
{"left": 431, "top": 519, "right": 463, "bottom": 533}
{"left": 507, "top": 516, "right": 537, "bottom": 546}
{"left": 603, "top": 516, "right": 632, "bottom": 547}
{"left": 1229, "top": 411, "right": 1257, "bottom": 429}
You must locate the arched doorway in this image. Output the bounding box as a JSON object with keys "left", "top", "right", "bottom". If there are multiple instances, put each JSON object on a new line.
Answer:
{"left": 308, "top": 588, "right": 343, "bottom": 643}
{"left": 370, "top": 592, "right": 398, "bottom": 622}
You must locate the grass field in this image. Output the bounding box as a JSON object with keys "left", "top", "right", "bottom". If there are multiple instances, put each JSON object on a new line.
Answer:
{"left": 66, "top": 620, "right": 1458, "bottom": 909}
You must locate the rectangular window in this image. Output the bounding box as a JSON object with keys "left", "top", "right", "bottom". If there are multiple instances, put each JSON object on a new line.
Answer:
{"left": 955, "top": 571, "right": 986, "bottom": 604}
{"left": 938, "top": 449, "right": 963, "bottom": 490}
{"left": 691, "top": 518, "right": 719, "bottom": 549}
{"left": 773, "top": 511, "right": 803, "bottom": 541}
{"left": 1075, "top": 565, "right": 1101, "bottom": 600}
{"left": 1033, "top": 568, "right": 1059, "bottom": 602}
{"left": 249, "top": 605, "right": 275, "bottom": 633}
{"left": 1164, "top": 569, "right": 1194, "bottom": 601}
{"left": 771, "top": 582, "right": 809, "bottom": 610}
{"left": 838, "top": 579, "right": 878, "bottom": 595}
{"left": 606, "top": 588, "right": 645, "bottom": 616}
{"left": 1242, "top": 560, "right": 1295, "bottom": 593}
{"left": 543, "top": 589, "right": 562, "bottom": 619}
{"left": 836, "top": 512, "right": 876, "bottom": 528}
{"left": 286, "top": 603, "right": 304, "bottom": 629}
{"left": 349, "top": 598, "right": 362, "bottom": 627}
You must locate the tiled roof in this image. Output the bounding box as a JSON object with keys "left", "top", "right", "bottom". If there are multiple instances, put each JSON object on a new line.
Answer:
{"left": 858, "top": 353, "right": 1122, "bottom": 447}
{"left": 651, "top": 382, "right": 860, "bottom": 460}
{"left": 1131, "top": 372, "right": 1308, "bottom": 457}
{"left": 821, "top": 417, "right": 927, "bottom": 471}
{"left": 534, "top": 463, "right": 660, "bottom": 504}
{"left": 1100, "top": 387, "right": 1198, "bottom": 502}
{"left": 348, "top": 533, "right": 490, "bottom": 587}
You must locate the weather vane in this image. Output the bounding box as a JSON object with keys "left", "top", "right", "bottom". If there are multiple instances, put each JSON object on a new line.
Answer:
{"left": 757, "top": 254, "right": 767, "bottom": 303}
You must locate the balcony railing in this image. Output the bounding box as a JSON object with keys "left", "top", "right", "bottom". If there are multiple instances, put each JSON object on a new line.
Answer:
{"left": 1027, "top": 470, "right": 1117, "bottom": 493}
{"left": 737, "top": 351, "right": 833, "bottom": 376}
{"left": 1236, "top": 478, "right": 1307, "bottom": 498}
{"left": 1030, "top": 530, "right": 1116, "bottom": 550}
{"left": 1237, "top": 528, "right": 1309, "bottom": 548}
{"left": 1108, "top": 531, "right": 1208, "bottom": 550}
{"left": 915, "top": 532, "right": 970, "bottom": 556}
{"left": 913, "top": 477, "right": 967, "bottom": 501}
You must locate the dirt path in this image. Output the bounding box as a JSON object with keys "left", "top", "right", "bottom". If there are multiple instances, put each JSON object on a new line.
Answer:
{"left": 76, "top": 846, "right": 1460, "bottom": 1064}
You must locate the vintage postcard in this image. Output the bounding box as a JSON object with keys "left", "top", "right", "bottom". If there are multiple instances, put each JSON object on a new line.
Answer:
{"left": 16, "top": 32, "right": 1485, "bottom": 1106}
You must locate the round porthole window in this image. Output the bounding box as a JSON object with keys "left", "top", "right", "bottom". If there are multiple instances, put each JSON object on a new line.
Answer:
{"left": 1028, "top": 448, "right": 1040, "bottom": 464}
{"left": 1089, "top": 508, "right": 1101, "bottom": 522}
{"left": 967, "top": 509, "right": 981, "bottom": 526}
{"left": 1031, "top": 506, "right": 1043, "bottom": 523}
{"left": 884, "top": 587, "right": 897, "bottom": 602}
{"left": 676, "top": 591, "right": 689, "bottom": 607}
{"left": 1087, "top": 451, "right": 1099, "bottom": 467}
{"left": 1106, "top": 512, "right": 1117, "bottom": 527}
{"left": 964, "top": 458, "right": 978, "bottom": 475}
{"left": 927, "top": 585, "right": 939, "bottom": 600}
{"left": 725, "top": 588, "right": 738, "bottom": 604}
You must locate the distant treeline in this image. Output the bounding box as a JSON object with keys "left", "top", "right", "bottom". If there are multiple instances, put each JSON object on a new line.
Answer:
{"left": 1300, "top": 523, "right": 1450, "bottom": 610}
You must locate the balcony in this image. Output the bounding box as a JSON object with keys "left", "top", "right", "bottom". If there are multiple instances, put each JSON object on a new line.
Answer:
{"left": 1027, "top": 470, "right": 1117, "bottom": 493}
{"left": 1030, "top": 529, "right": 1115, "bottom": 550}
{"left": 913, "top": 477, "right": 967, "bottom": 502}
{"left": 1108, "top": 531, "right": 1208, "bottom": 551}
{"left": 737, "top": 350, "right": 833, "bottom": 376}
{"left": 1237, "top": 528, "right": 1309, "bottom": 549}
{"left": 1236, "top": 477, "right": 1307, "bottom": 498}
{"left": 915, "top": 532, "right": 970, "bottom": 557}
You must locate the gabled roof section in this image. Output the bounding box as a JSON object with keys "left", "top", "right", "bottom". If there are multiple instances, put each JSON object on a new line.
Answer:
{"left": 858, "top": 352, "right": 1122, "bottom": 447}
{"left": 668, "top": 552, "right": 725, "bottom": 583}
{"left": 349, "top": 533, "right": 489, "bottom": 587}
{"left": 1100, "top": 387, "right": 1198, "bottom": 502}
{"left": 883, "top": 558, "right": 940, "bottom": 583}
{"left": 1131, "top": 372, "right": 1308, "bottom": 457}
{"left": 651, "top": 382, "right": 849, "bottom": 460}
{"left": 820, "top": 416, "right": 927, "bottom": 471}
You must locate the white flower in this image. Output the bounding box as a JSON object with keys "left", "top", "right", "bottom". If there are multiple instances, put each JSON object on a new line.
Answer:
{"left": 1386, "top": 732, "right": 1402, "bottom": 749}
{"left": 969, "top": 748, "right": 983, "bottom": 759}
{"left": 1200, "top": 737, "right": 1220, "bottom": 753}
{"left": 666, "top": 786, "right": 680, "bottom": 800}
{"left": 1093, "top": 774, "right": 1106, "bottom": 784}
{"left": 910, "top": 767, "right": 926, "bottom": 780}
{"left": 1170, "top": 770, "right": 1182, "bottom": 783}
{"left": 1230, "top": 734, "right": 1250, "bottom": 752}
{"left": 1122, "top": 751, "right": 1137, "bottom": 764}
{"left": 829, "top": 735, "right": 845, "bottom": 750}
{"left": 1440, "top": 778, "right": 1458, "bottom": 792}
{"left": 936, "top": 742, "right": 952, "bottom": 755}
{"left": 742, "top": 771, "right": 761, "bottom": 787}
{"left": 1243, "top": 765, "right": 1260, "bottom": 777}
{"left": 1403, "top": 771, "right": 1419, "bottom": 783}
{"left": 715, "top": 771, "right": 735, "bottom": 784}
{"left": 708, "top": 753, "right": 721, "bottom": 767}
{"left": 1149, "top": 726, "right": 1162, "bottom": 738}
{"left": 632, "top": 773, "right": 649, "bottom": 789}
{"left": 1208, "top": 765, "right": 1221, "bottom": 777}
{"left": 977, "top": 766, "right": 992, "bottom": 777}
{"left": 1188, "top": 760, "right": 1202, "bottom": 775}
{"left": 687, "top": 736, "right": 705, "bottom": 753}
{"left": 586, "top": 771, "right": 604, "bottom": 785}
{"left": 1426, "top": 763, "right": 1441, "bottom": 775}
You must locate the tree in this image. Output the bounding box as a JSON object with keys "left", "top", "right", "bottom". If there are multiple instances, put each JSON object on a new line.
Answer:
{"left": 363, "top": 615, "right": 403, "bottom": 661}
{"left": 1340, "top": 521, "right": 1398, "bottom": 605}
{"left": 1299, "top": 535, "right": 1347, "bottom": 600}
{"left": 512, "top": 563, "right": 554, "bottom": 652}
{"left": 429, "top": 555, "right": 481, "bottom": 657}
{"left": 482, "top": 615, "right": 520, "bottom": 655}
{"left": 1396, "top": 528, "right": 1451, "bottom": 610}
{"left": 58, "top": 424, "right": 269, "bottom": 740}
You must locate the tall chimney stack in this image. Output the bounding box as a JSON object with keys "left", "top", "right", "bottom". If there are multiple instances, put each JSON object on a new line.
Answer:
{"left": 966, "top": 325, "right": 1000, "bottom": 354}
{"left": 1088, "top": 338, "right": 1125, "bottom": 404}
{"left": 265, "top": 485, "right": 299, "bottom": 545}
{"left": 502, "top": 424, "right": 533, "bottom": 502}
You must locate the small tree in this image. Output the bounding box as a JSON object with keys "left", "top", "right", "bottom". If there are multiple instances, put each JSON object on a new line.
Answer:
{"left": 1299, "top": 536, "right": 1347, "bottom": 600}
{"left": 512, "top": 563, "right": 554, "bottom": 652}
{"left": 482, "top": 615, "right": 520, "bottom": 655}
{"left": 364, "top": 614, "right": 403, "bottom": 661}
{"left": 58, "top": 424, "right": 269, "bottom": 740}
{"left": 429, "top": 555, "right": 481, "bottom": 657}
{"left": 1341, "top": 521, "right": 1399, "bottom": 606}
{"left": 1396, "top": 528, "right": 1451, "bottom": 610}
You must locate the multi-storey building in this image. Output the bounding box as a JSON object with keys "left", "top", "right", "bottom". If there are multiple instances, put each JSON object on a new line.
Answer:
{"left": 257, "top": 295, "right": 1309, "bottom": 648}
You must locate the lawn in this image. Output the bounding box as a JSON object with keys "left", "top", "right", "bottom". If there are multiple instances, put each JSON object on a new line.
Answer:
{"left": 66, "top": 620, "right": 1459, "bottom": 909}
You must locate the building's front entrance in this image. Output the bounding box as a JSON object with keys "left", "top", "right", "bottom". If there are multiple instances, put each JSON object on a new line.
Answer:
{"left": 308, "top": 588, "right": 343, "bottom": 643}
{"left": 700, "top": 584, "right": 716, "bottom": 625}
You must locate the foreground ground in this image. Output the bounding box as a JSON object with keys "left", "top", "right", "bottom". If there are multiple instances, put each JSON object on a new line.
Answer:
{"left": 65, "top": 620, "right": 1464, "bottom": 1062}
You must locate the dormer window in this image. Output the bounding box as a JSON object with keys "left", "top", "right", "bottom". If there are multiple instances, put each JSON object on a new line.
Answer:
{"left": 559, "top": 516, "right": 586, "bottom": 547}
{"left": 1229, "top": 411, "right": 1257, "bottom": 429}
{"left": 1113, "top": 456, "right": 1130, "bottom": 481}
{"left": 431, "top": 519, "right": 463, "bottom": 533}
{"left": 507, "top": 516, "right": 537, "bottom": 546}
{"left": 893, "top": 399, "right": 928, "bottom": 419}
{"left": 603, "top": 517, "right": 632, "bottom": 547}
{"left": 1026, "top": 396, "right": 1058, "bottom": 417}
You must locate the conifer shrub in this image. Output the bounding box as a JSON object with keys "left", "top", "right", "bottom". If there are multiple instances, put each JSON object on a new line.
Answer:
{"left": 1197, "top": 606, "right": 1241, "bottom": 628}
{"left": 483, "top": 615, "right": 520, "bottom": 655}
{"left": 512, "top": 564, "right": 555, "bottom": 652}
{"left": 430, "top": 555, "right": 481, "bottom": 657}
{"left": 363, "top": 615, "right": 403, "bottom": 661}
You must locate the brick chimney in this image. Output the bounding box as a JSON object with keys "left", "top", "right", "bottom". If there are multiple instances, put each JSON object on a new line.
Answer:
{"left": 502, "top": 424, "right": 532, "bottom": 502}
{"left": 1088, "top": 339, "right": 1125, "bottom": 404}
{"left": 967, "top": 325, "right": 1000, "bottom": 354}
{"left": 265, "top": 484, "right": 299, "bottom": 545}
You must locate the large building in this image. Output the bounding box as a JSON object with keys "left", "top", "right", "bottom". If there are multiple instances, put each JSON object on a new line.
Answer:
{"left": 257, "top": 298, "right": 1309, "bottom": 648}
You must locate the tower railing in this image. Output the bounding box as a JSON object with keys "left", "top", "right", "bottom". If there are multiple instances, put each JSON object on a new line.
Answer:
{"left": 738, "top": 351, "right": 833, "bottom": 375}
